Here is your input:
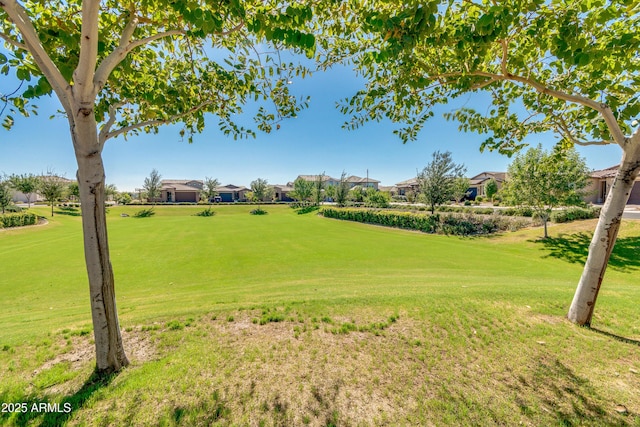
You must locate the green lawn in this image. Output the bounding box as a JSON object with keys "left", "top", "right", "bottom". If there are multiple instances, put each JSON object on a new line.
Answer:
{"left": 1, "top": 204, "right": 639, "bottom": 426}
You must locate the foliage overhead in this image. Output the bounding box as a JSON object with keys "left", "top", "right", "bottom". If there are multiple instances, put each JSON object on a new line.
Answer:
{"left": 1, "top": 0, "right": 320, "bottom": 139}
{"left": 335, "top": 0, "right": 640, "bottom": 154}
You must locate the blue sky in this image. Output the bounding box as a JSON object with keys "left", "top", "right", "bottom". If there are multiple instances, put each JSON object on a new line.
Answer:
{"left": 1, "top": 62, "right": 623, "bottom": 192}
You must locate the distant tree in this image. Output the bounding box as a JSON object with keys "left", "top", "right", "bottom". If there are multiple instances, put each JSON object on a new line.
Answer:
{"left": 417, "top": 151, "right": 466, "bottom": 214}
{"left": 485, "top": 178, "right": 499, "bottom": 202}
{"left": 143, "top": 169, "right": 162, "bottom": 205}
{"left": 348, "top": 186, "right": 365, "bottom": 203}
{"left": 39, "top": 173, "right": 66, "bottom": 217}
{"left": 67, "top": 182, "right": 80, "bottom": 202}
{"left": 452, "top": 177, "right": 471, "bottom": 203}
{"left": 105, "top": 184, "right": 118, "bottom": 201}
{"left": 325, "top": 184, "right": 336, "bottom": 202}
{"left": 291, "top": 177, "right": 313, "bottom": 204}
{"left": 502, "top": 145, "right": 589, "bottom": 239}
{"left": 335, "top": 172, "right": 350, "bottom": 207}
{"left": 115, "top": 192, "right": 132, "bottom": 205}
{"left": 313, "top": 172, "right": 325, "bottom": 205}
{"left": 250, "top": 178, "right": 273, "bottom": 209}
{"left": 201, "top": 177, "right": 220, "bottom": 203}
{"left": 8, "top": 173, "right": 39, "bottom": 207}
{"left": 0, "top": 178, "right": 12, "bottom": 214}
{"left": 364, "top": 188, "right": 390, "bottom": 208}
{"left": 405, "top": 190, "right": 416, "bottom": 204}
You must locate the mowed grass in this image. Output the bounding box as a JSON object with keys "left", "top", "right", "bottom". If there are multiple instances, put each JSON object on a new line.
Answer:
{"left": 0, "top": 204, "right": 639, "bottom": 426}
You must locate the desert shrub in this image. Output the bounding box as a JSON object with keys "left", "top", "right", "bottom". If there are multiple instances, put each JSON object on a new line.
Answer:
{"left": 500, "top": 207, "right": 534, "bottom": 217}
{"left": 250, "top": 208, "right": 268, "bottom": 215}
{"left": 551, "top": 207, "right": 601, "bottom": 223}
{"left": 321, "top": 208, "right": 529, "bottom": 236}
{"left": 194, "top": 207, "right": 216, "bottom": 217}
{"left": 0, "top": 212, "right": 37, "bottom": 228}
{"left": 364, "top": 191, "right": 391, "bottom": 208}
{"left": 476, "top": 196, "right": 484, "bottom": 202}
{"left": 134, "top": 208, "right": 155, "bottom": 218}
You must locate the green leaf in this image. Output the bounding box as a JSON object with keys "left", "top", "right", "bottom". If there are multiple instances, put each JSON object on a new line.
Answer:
{"left": 0, "top": 53, "right": 7, "bottom": 65}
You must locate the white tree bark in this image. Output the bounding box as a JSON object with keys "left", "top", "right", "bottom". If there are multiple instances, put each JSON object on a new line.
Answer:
{"left": 73, "top": 112, "right": 129, "bottom": 372}
{"left": 568, "top": 144, "right": 640, "bottom": 325}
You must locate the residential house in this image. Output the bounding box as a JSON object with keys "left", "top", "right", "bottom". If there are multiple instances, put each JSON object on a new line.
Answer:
{"left": 395, "top": 178, "right": 420, "bottom": 196}
{"left": 584, "top": 165, "right": 640, "bottom": 204}
{"left": 270, "top": 184, "right": 294, "bottom": 202}
{"left": 294, "top": 174, "right": 380, "bottom": 190}
{"left": 468, "top": 172, "right": 506, "bottom": 199}
{"left": 215, "top": 184, "right": 249, "bottom": 202}
{"left": 11, "top": 175, "right": 74, "bottom": 203}
{"left": 160, "top": 179, "right": 203, "bottom": 203}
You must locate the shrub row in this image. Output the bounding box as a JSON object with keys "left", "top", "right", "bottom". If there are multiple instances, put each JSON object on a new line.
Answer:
{"left": 0, "top": 212, "right": 37, "bottom": 228}
{"left": 320, "top": 208, "right": 529, "bottom": 236}
{"left": 551, "top": 207, "right": 601, "bottom": 223}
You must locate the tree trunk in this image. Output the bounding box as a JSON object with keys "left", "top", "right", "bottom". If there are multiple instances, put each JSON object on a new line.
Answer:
{"left": 73, "top": 116, "right": 129, "bottom": 374}
{"left": 568, "top": 149, "right": 640, "bottom": 326}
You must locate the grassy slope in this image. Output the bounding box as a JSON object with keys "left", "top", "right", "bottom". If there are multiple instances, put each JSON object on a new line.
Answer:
{"left": 0, "top": 205, "right": 639, "bottom": 426}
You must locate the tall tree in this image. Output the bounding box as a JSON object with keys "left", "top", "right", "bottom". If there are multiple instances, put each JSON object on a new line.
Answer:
{"left": 1, "top": 0, "right": 318, "bottom": 373}
{"left": 249, "top": 178, "right": 273, "bottom": 209}
{"left": 502, "top": 146, "right": 589, "bottom": 238}
{"left": 417, "top": 151, "right": 466, "bottom": 214}
{"left": 335, "top": 172, "right": 350, "bottom": 207}
{"left": 67, "top": 182, "right": 80, "bottom": 202}
{"left": 39, "top": 173, "right": 66, "bottom": 217}
{"left": 143, "top": 170, "right": 162, "bottom": 205}
{"left": 8, "top": 173, "right": 38, "bottom": 207}
{"left": 291, "top": 177, "right": 313, "bottom": 204}
{"left": 337, "top": 0, "right": 640, "bottom": 326}
{"left": 105, "top": 183, "right": 118, "bottom": 201}
{"left": 201, "top": 177, "right": 220, "bottom": 203}
{"left": 0, "top": 177, "right": 12, "bottom": 214}
{"left": 313, "top": 172, "right": 325, "bottom": 205}
{"left": 452, "top": 177, "right": 471, "bottom": 204}
{"left": 484, "top": 178, "right": 499, "bottom": 202}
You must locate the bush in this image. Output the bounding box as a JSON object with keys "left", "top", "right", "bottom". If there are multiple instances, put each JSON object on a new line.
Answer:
{"left": 364, "top": 191, "right": 391, "bottom": 208}
{"left": 475, "top": 196, "right": 484, "bottom": 202}
{"left": 551, "top": 207, "right": 601, "bottom": 223}
{"left": 250, "top": 208, "right": 268, "bottom": 215}
{"left": 0, "top": 212, "right": 37, "bottom": 228}
{"left": 500, "top": 207, "right": 534, "bottom": 217}
{"left": 134, "top": 208, "right": 155, "bottom": 218}
{"left": 194, "top": 207, "right": 216, "bottom": 217}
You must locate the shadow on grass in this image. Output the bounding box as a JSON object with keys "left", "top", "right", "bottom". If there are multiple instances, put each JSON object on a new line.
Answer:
{"left": 588, "top": 327, "right": 640, "bottom": 347}
{"left": 532, "top": 232, "right": 640, "bottom": 272}
{"left": 0, "top": 370, "right": 116, "bottom": 427}
{"left": 52, "top": 210, "right": 82, "bottom": 217}
{"left": 508, "top": 357, "right": 631, "bottom": 426}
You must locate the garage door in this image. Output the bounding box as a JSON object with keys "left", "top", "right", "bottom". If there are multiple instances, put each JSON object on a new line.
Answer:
{"left": 176, "top": 191, "right": 197, "bottom": 202}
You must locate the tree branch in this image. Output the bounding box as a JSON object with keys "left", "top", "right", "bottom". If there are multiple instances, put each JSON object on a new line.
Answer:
{"left": 93, "top": 25, "right": 186, "bottom": 96}
{"left": 0, "top": 31, "right": 27, "bottom": 51}
{"left": 104, "top": 100, "right": 214, "bottom": 141}
{"left": 422, "top": 66, "right": 628, "bottom": 148}
{"left": 73, "top": 0, "right": 100, "bottom": 103}
{"left": 98, "top": 102, "right": 123, "bottom": 147}
{"left": 0, "top": 0, "right": 72, "bottom": 113}
{"left": 552, "top": 114, "right": 612, "bottom": 146}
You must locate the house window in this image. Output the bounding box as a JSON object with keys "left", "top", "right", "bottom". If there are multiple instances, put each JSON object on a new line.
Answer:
{"left": 167, "top": 192, "right": 172, "bottom": 202}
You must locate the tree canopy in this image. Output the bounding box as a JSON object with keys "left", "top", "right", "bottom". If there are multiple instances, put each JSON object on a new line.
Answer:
{"left": 417, "top": 150, "right": 466, "bottom": 214}
{"left": 502, "top": 145, "right": 589, "bottom": 238}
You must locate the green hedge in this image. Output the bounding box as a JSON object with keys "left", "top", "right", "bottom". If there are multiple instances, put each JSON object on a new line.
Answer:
{"left": 0, "top": 212, "right": 37, "bottom": 228}
{"left": 321, "top": 208, "right": 528, "bottom": 236}
{"left": 551, "top": 207, "right": 601, "bottom": 223}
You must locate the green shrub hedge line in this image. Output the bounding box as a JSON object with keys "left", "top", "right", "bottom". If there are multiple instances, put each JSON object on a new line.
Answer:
{"left": 320, "top": 208, "right": 529, "bottom": 236}
{"left": 0, "top": 212, "right": 37, "bottom": 228}
{"left": 550, "top": 206, "right": 601, "bottom": 223}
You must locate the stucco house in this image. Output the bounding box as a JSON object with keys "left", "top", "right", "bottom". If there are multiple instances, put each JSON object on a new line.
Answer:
{"left": 160, "top": 179, "right": 203, "bottom": 203}
{"left": 215, "top": 184, "right": 249, "bottom": 202}
{"left": 584, "top": 165, "right": 640, "bottom": 205}
{"left": 271, "top": 184, "right": 294, "bottom": 202}
{"left": 294, "top": 174, "right": 380, "bottom": 190}
{"left": 468, "top": 172, "right": 506, "bottom": 199}
{"left": 395, "top": 178, "right": 420, "bottom": 196}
